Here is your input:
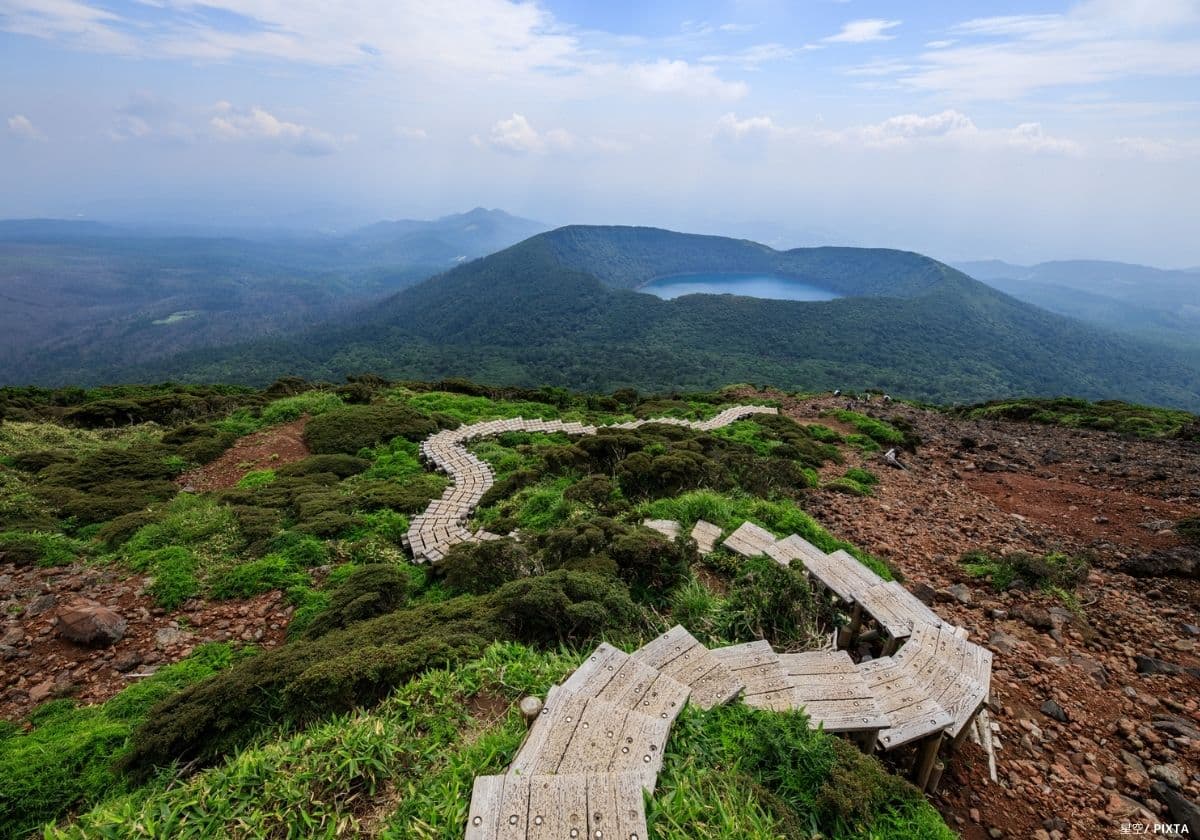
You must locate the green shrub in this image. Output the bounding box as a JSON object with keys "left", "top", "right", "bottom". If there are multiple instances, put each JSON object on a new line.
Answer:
{"left": 140, "top": 547, "right": 200, "bottom": 609}
{"left": 302, "top": 564, "right": 413, "bottom": 638}
{"left": 720, "top": 556, "right": 831, "bottom": 650}
{"left": 439, "top": 539, "right": 540, "bottom": 596}
{"left": 825, "top": 410, "right": 904, "bottom": 446}
{"left": 0, "top": 643, "right": 245, "bottom": 838}
{"left": 963, "top": 549, "right": 1090, "bottom": 593}
{"left": 844, "top": 467, "right": 878, "bottom": 486}
{"left": 0, "top": 530, "right": 86, "bottom": 566}
{"left": 121, "top": 573, "right": 637, "bottom": 776}
{"left": 825, "top": 477, "right": 870, "bottom": 496}
{"left": 95, "top": 510, "right": 163, "bottom": 548}
{"left": 303, "top": 405, "right": 439, "bottom": 455}
{"left": 491, "top": 570, "right": 642, "bottom": 646}
{"left": 208, "top": 554, "right": 309, "bottom": 600}
{"left": 236, "top": 469, "right": 276, "bottom": 489}
{"left": 260, "top": 391, "right": 344, "bottom": 424}
{"left": 276, "top": 454, "right": 370, "bottom": 478}
{"left": 161, "top": 424, "right": 237, "bottom": 465}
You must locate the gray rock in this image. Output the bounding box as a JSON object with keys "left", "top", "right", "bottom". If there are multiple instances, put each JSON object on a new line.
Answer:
{"left": 988, "top": 630, "right": 1020, "bottom": 655}
{"left": 56, "top": 601, "right": 126, "bottom": 647}
{"left": 25, "top": 593, "right": 57, "bottom": 617}
{"left": 1151, "top": 781, "right": 1200, "bottom": 835}
{"left": 154, "top": 626, "right": 190, "bottom": 648}
{"left": 1150, "top": 763, "right": 1185, "bottom": 789}
{"left": 910, "top": 582, "right": 937, "bottom": 606}
{"left": 1135, "top": 655, "right": 1200, "bottom": 679}
{"left": 947, "top": 583, "right": 973, "bottom": 605}
{"left": 1182, "top": 623, "right": 1200, "bottom": 636}
{"left": 1040, "top": 699, "right": 1069, "bottom": 723}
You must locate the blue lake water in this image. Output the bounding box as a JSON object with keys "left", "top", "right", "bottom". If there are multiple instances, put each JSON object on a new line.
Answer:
{"left": 640, "top": 273, "right": 841, "bottom": 302}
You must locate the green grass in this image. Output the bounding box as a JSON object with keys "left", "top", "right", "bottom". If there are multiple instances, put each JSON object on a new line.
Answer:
{"left": 0, "top": 643, "right": 249, "bottom": 838}
{"left": 636, "top": 491, "right": 893, "bottom": 580}
{"left": 0, "top": 529, "right": 88, "bottom": 566}
{"left": 50, "top": 642, "right": 952, "bottom": 839}
{"left": 962, "top": 549, "right": 1089, "bottom": 604}
{"left": 824, "top": 410, "right": 904, "bottom": 446}
{"left": 958, "top": 396, "right": 1198, "bottom": 440}
{"left": 235, "top": 468, "right": 276, "bottom": 488}
{"left": 709, "top": 420, "right": 779, "bottom": 455}
{"left": 260, "top": 391, "right": 345, "bottom": 424}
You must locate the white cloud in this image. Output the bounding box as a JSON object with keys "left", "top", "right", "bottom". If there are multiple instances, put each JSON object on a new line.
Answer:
{"left": 6, "top": 113, "right": 44, "bottom": 141}
{"left": 0, "top": 1, "right": 749, "bottom": 104}
{"left": 486, "top": 113, "right": 573, "bottom": 154}
{"left": 395, "top": 126, "right": 428, "bottom": 140}
{"left": 714, "top": 113, "right": 783, "bottom": 141}
{"left": 888, "top": 2, "right": 1200, "bottom": 100}
{"left": 925, "top": 39, "right": 956, "bottom": 49}
{"left": 1115, "top": 135, "right": 1200, "bottom": 160}
{"left": 209, "top": 103, "right": 349, "bottom": 155}
{"left": 701, "top": 43, "right": 795, "bottom": 67}
{"left": 824, "top": 19, "right": 901, "bottom": 44}
{"left": 629, "top": 59, "right": 747, "bottom": 99}
{"left": 714, "top": 109, "right": 1084, "bottom": 156}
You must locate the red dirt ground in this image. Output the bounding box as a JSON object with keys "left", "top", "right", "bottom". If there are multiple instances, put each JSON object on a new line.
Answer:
{"left": 177, "top": 417, "right": 310, "bottom": 491}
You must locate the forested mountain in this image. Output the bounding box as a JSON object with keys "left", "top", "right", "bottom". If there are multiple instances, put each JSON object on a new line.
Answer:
{"left": 121, "top": 226, "right": 1200, "bottom": 410}
{"left": 0, "top": 209, "right": 546, "bottom": 385}
{"left": 956, "top": 259, "right": 1200, "bottom": 352}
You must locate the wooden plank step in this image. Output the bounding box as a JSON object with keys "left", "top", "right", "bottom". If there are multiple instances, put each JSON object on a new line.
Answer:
{"left": 561, "top": 643, "right": 690, "bottom": 723}
{"left": 466, "top": 772, "right": 647, "bottom": 840}
{"left": 641, "top": 519, "right": 681, "bottom": 540}
{"left": 632, "top": 625, "right": 744, "bottom": 709}
{"left": 511, "top": 686, "right": 672, "bottom": 791}
{"left": 722, "top": 521, "right": 777, "bottom": 558}
{"left": 690, "top": 520, "right": 722, "bottom": 555}
{"left": 710, "top": 640, "right": 796, "bottom": 711}
{"left": 778, "top": 650, "right": 891, "bottom": 733}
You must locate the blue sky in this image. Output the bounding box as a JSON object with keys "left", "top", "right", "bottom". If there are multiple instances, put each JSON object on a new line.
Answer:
{"left": 2, "top": 0, "right": 1199, "bottom": 265}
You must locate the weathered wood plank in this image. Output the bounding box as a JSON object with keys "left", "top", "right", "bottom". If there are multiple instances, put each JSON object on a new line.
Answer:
{"left": 632, "top": 625, "right": 743, "bottom": 709}
{"left": 613, "top": 770, "right": 651, "bottom": 840}
{"left": 527, "top": 773, "right": 587, "bottom": 840}
{"left": 560, "top": 644, "right": 625, "bottom": 698}
{"left": 722, "top": 521, "right": 777, "bottom": 557}
{"left": 690, "top": 520, "right": 722, "bottom": 554}
{"left": 555, "top": 700, "right": 630, "bottom": 777}
{"left": 465, "top": 774, "right": 505, "bottom": 840}
{"left": 495, "top": 774, "right": 531, "bottom": 840}
{"left": 510, "top": 686, "right": 588, "bottom": 777}
{"left": 710, "top": 640, "right": 775, "bottom": 672}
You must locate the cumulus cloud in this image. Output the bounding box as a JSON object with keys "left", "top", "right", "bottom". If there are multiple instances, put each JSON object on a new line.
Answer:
{"left": 714, "top": 109, "right": 1083, "bottom": 156}
{"left": 824, "top": 19, "right": 902, "bottom": 44}
{"left": 6, "top": 114, "right": 44, "bottom": 141}
{"left": 209, "top": 102, "right": 349, "bottom": 155}
{"left": 701, "top": 43, "right": 795, "bottom": 67}
{"left": 629, "top": 59, "right": 747, "bottom": 99}
{"left": 486, "top": 113, "right": 573, "bottom": 154}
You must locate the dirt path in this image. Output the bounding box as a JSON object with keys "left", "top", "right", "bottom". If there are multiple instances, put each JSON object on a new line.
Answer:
{"left": 178, "top": 417, "right": 311, "bottom": 492}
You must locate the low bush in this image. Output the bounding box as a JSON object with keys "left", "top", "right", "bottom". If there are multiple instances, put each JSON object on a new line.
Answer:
{"left": 303, "top": 405, "right": 439, "bottom": 455}
{"left": 844, "top": 467, "right": 878, "bottom": 486}
{"left": 260, "top": 391, "right": 344, "bottom": 425}
{"left": 0, "top": 643, "right": 246, "bottom": 838}
{"left": 235, "top": 469, "right": 276, "bottom": 489}
{"left": 826, "top": 410, "right": 904, "bottom": 446}
{"left": 121, "top": 571, "right": 638, "bottom": 776}
{"left": 825, "top": 477, "right": 871, "bottom": 496}
{"left": 962, "top": 549, "right": 1090, "bottom": 593}
{"left": 301, "top": 564, "right": 413, "bottom": 638}
{"left": 208, "top": 554, "right": 309, "bottom": 600}
{"left": 438, "top": 539, "right": 540, "bottom": 596}
{"left": 276, "top": 454, "right": 370, "bottom": 478}
{"left": 720, "top": 556, "right": 831, "bottom": 650}
{"left": 0, "top": 530, "right": 86, "bottom": 566}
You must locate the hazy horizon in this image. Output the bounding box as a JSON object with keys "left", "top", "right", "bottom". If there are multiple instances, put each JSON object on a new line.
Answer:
{"left": 3, "top": 1, "right": 1200, "bottom": 267}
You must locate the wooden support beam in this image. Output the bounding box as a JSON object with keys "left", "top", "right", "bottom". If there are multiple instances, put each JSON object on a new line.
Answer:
{"left": 913, "top": 732, "right": 943, "bottom": 792}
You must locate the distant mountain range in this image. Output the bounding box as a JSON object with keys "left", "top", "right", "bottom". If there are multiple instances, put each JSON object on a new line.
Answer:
{"left": 107, "top": 226, "right": 1200, "bottom": 410}
{"left": 955, "top": 259, "right": 1200, "bottom": 353}
{"left": 0, "top": 209, "right": 547, "bottom": 385}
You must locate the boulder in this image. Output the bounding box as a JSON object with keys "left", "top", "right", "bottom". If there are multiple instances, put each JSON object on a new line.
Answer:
{"left": 1151, "top": 781, "right": 1200, "bottom": 836}
{"left": 947, "top": 583, "right": 973, "bottom": 605}
{"left": 1040, "top": 699, "right": 1069, "bottom": 723}
{"left": 56, "top": 600, "right": 127, "bottom": 647}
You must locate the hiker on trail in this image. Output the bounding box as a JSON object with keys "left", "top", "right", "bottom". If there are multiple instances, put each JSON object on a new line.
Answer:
{"left": 833, "top": 389, "right": 841, "bottom": 397}
{"left": 883, "top": 394, "right": 892, "bottom": 402}
{"left": 884, "top": 448, "right": 907, "bottom": 470}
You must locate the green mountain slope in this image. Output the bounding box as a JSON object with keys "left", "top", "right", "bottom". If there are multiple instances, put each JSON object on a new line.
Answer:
{"left": 956, "top": 258, "right": 1200, "bottom": 352}
{"left": 113, "top": 227, "right": 1200, "bottom": 409}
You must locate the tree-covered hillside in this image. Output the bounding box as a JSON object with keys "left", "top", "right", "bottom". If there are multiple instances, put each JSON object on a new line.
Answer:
{"left": 128, "top": 227, "right": 1200, "bottom": 410}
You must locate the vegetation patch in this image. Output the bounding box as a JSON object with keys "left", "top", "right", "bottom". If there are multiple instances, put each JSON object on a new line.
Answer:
{"left": 823, "top": 410, "right": 905, "bottom": 446}
{"left": 962, "top": 549, "right": 1090, "bottom": 605}
{"left": 958, "top": 397, "right": 1198, "bottom": 440}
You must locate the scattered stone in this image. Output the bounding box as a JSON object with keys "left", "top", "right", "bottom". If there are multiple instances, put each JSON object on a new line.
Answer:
{"left": 56, "top": 601, "right": 127, "bottom": 647}
{"left": 988, "top": 630, "right": 1020, "bottom": 655}
{"left": 1150, "top": 781, "right": 1200, "bottom": 835}
{"left": 25, "top": 593, "right": 57, "bottom": 617}
{"left": 28, "top": 679, "right": 56, "bottom": 704}
{"left": 946, "top": 583, "right": 973, "bottom": 605}
{"left": 154, "top": 627, "right": 190, "bottom": 648}
{"left": 113, "top": 651, "right": 143, "bottom": 673}
{"left": 1149, "top": 763, "right": 1185, "bottom": 789}
{"left": 1012, "top": 603, "right": 1053, "bottom": 631}
{"left": 910, "top": 581, "right": 937, "bottom": 606}
{"left": 1040, "top": 699, "right": 1069, "bottom": 723}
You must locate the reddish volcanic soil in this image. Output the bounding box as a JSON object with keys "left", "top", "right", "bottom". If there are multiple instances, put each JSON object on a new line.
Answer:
{"left": 742, "top": 389, "right": 1200, "bottom": 840}
{"left": 177, "top": 416, "right": 310, "bottom": 492}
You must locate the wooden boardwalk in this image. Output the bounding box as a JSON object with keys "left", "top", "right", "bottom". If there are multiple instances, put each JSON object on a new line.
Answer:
{"left": 462, "top": 513, "right": 997, "bottom": 836}
{"left": 404, "top": 405, "right": 778, "bottom": 563}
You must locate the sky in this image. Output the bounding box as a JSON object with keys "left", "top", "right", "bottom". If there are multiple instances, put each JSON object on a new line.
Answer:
{"left": 2, "top": 0, "right": 1200, "bottom": 266}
